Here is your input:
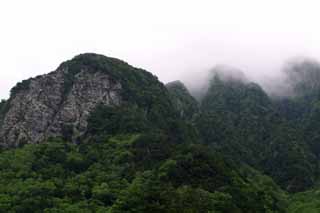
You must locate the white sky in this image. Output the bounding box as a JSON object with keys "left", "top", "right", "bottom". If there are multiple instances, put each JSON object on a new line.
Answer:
{"left": 1, "top": 0, "right": 320, "bottom": 98}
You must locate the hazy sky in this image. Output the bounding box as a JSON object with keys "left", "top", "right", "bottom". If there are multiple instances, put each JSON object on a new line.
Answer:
{"left": 1, "top": 0, "right": 320, "bottom": 98}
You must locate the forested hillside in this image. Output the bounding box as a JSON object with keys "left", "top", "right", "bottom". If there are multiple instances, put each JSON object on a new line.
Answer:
{"left": 196, "top": 67, "right": 317, "bottom": 193}
{"left": 0, "top": 54, "right": 320, "bottom": 212}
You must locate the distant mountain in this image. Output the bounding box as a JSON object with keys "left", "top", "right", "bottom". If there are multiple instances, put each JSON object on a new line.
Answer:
{"left": 197, "top": 68, "right": 317, "bottom": 192}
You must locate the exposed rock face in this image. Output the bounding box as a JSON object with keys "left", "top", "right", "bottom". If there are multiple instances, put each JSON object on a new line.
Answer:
{"left": 0, "top": 53, "right": 177, "bottom": 147}
{"left": 0, "top": 64, "right": 122, "bottom": 147}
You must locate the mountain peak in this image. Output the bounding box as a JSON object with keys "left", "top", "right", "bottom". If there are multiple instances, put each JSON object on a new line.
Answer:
{"left": 209, "top": 65, "right": 248, "bottom": 84}
{"left": 166, "top": 81, "right": 199, "bottom": 119}
{"left": 0, "top": 53, "right": 174, "bottom": 147}
{"left": 284, "top": 58, "right": 320, "bottom": 97}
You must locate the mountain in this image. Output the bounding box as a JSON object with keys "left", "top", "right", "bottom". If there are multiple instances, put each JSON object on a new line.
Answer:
{"left": 0, "top": 53, "right": 176, "bottom": 147}
{"left": 198, "top": 71, "right": 277, "bottom": 161}
{"left": 284, "top": 58, "right": 320, "bottom": 97}
{"left": 0, "top": 53, "right": 291, "bottom": 212}
{"left": 197, "top": 69, "right": 318, "bottom": 192}
{"left": 3, "top": 54, "right": 320, "bottom": 212}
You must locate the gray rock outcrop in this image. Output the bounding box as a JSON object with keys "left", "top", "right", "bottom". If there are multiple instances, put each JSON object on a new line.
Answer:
{"left": 0, "top": 66, "right": 122, "bottom": 147}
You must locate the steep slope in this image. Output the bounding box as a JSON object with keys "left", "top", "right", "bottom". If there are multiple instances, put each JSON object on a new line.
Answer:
{"left": 275, "top": 59, "right": 320, "bottom": 158}
{"left": 0, "top": 53, "right": 175, "bottom": 147}
{"left": 166, "top": 80, "right": 199, "bottom": 120}
{"left": 284, "top": 58, "right": 320, "bottom": 98}
{"left": 197, "top": 70, "right": 277, "bottom": 164}
{"left": 0, "top": 54, "right": 291, "bottom": 212}
{"left": 196, "top": 69, "right": 317, "bottom": 192}
{"left": 274, "top": 59, "right": 320, "bottom": 122}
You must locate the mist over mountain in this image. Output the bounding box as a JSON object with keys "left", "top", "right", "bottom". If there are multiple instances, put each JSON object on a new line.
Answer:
{"left": 3, "top": 0, "right": 320, "bottom": 211}
{"left": 181, "top": 57, "right": 320, "bottom": 102}
{"left": 2, "top": 53, "right": 320, "bottom": 212}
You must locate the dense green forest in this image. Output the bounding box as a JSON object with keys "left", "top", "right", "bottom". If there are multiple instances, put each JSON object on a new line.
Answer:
{"left": 1, "top": 54, "right": 320, "bottom": 212}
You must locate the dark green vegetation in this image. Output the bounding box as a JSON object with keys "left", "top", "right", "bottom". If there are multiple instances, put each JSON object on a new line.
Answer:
{"left": 0, "top": 100, "right": 5, "bottom": 118}
{"left": 166, "top": 81, "right": 199, "bottom": 120}
{"left": 0, "top": 136, "right": 289, "bottom": 212}
{"left": 1, "top": 54, "right": 320, "bottom": 212}
{"left": 59, "top": 54, "right": 174, "bottom": 121}
{"left": 287, "top": 187, "right": 320, "bottom": 213}
{"left": 196, "top": 73, "right": 317, "bottom": 193}
{"left": 0, "top": 100, "right": 8, "bottom": 129}
{"left": 194, "top": 61, "right": 320, "bottom": 212}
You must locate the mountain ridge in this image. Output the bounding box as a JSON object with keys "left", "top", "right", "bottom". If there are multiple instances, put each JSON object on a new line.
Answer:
{"left": 1, "top": 53, "right": 320, "bottom": 212}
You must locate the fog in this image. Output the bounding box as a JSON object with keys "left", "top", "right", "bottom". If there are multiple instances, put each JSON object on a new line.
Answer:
{"left": 1, "top": 0, "right": 320, "bottom": 99}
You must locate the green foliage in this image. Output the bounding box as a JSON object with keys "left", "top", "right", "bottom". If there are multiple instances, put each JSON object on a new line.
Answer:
{"left": 5, "top": 54, "right": 320, "bottom": 212}
{"left": 166, "top": 81, "right": 199, "bottom": 120}
{"left": 87, "top": 104, "right": 150, "bottom": 138}
{"left": 287, "top": 187, "right": 320, "bottom": 213}
{"left": 197, "top": 73, "right": 319, "bottom": 192}
{"left": 0, "top": 134, "right": 288, "bottom": 212}
{"left": 59, "top": 53, "right": 176, "bottom": 129}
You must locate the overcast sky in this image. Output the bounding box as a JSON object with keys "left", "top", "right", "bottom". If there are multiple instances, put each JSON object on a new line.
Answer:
{"left": 1, "top": 0, "right": 320, "bottom": 98}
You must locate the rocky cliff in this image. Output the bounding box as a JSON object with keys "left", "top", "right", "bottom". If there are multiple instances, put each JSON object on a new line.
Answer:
{"left": 0, "top": 53, "right": 174, "bottom": 147}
